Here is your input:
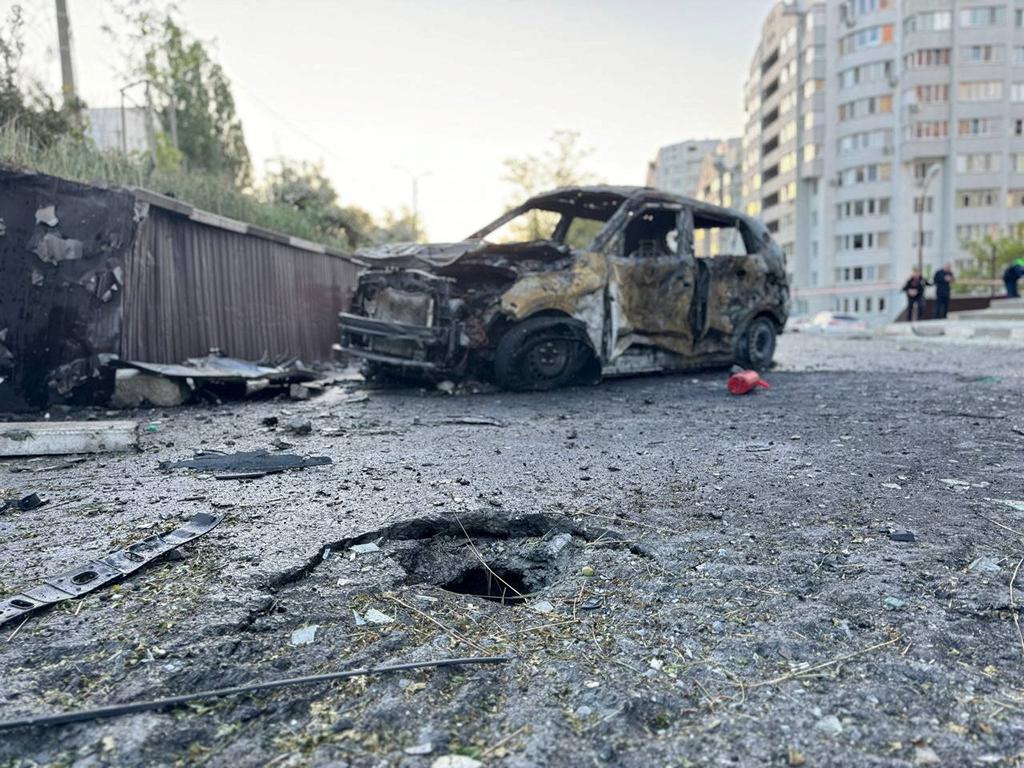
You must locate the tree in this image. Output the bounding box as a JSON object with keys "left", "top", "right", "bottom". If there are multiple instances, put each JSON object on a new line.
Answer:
{"left": 960, "top": 231, "right": 1024, "bottom": 292}
{"left": 0, "top": 5, "right": 85, "bottom": 146}
{"left": 264, "top": 159, "right": 376, "bottom": 249}
{"left": 501, "top": 130, "right": 599, "bottom": 244}
{"left": 108, "top": 3, "right": 251, "bottom": 184}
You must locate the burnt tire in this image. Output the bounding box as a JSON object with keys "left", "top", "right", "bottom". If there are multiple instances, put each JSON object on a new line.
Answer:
{"left": 493, "top": 317, "right": 593, "bottom": 392}
{"left": 735, "top": 315, "right": 777, "bottom": 370}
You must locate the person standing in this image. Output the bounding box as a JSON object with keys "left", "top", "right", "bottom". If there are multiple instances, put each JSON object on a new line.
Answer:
{"left": 1004, "top": 257, "right": 1024, "bottom": 298}
{"left": 933, "top": 262, "right": 955, "bottom": 319}
{"left": 902, "top": 267, "right": 928, "bottom": 321}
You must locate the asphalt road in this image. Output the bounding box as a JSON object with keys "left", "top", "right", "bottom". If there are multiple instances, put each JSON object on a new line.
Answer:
{"left": 1, "top": 332, "right": 1023, "bottom": 767}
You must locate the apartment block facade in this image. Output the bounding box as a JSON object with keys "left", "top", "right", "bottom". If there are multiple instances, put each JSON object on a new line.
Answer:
{"left": 744, "top": 0, "right": 1024, "bottom": 320}
{"left": 647, "top": 139, "right": 722, "bottom": 197}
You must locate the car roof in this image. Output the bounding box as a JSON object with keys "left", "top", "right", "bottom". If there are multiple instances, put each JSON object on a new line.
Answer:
{"left": 523, "top": 185, "right": 764, "bottom": 230}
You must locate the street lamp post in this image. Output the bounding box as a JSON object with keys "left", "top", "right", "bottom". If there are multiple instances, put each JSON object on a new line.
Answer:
{"left": 394, "top": 167, "right": 431, "bottom": 242}
{"left": 916, "top": 162, "right": 941, "bottom": 277}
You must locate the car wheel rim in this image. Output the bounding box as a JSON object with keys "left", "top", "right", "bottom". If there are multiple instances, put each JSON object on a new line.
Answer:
{"left": 752, "top": 325, "right": 773, "bottom": 360}
{"left": 525, "top": 339, "right": 571, "bottom": 381}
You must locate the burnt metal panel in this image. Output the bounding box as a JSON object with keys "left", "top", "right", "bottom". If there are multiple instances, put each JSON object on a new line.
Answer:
{"left": 122, "top": 205, "right": 359, "bottom": 364}
{"left": 0, "top": 168, "right": 139, "bottom": 410}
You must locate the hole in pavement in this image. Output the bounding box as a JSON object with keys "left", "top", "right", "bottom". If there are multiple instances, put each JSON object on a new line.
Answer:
{"left": 440, "top": 565, "right": 533, "bottom": 606}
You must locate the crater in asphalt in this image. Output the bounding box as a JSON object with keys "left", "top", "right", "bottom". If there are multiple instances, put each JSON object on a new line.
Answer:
{"left": 440, "top": 565, "right": 533, "bottom": 606}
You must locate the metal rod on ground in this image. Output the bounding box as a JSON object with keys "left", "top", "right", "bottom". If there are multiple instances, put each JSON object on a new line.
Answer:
{"left": 0, "top": 656, "right": 510, "bottom": 731}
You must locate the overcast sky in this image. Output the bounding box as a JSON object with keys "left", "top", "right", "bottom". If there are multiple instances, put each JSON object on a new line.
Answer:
{"left": 10, "top": 0, "right": 772, "bottom": 239}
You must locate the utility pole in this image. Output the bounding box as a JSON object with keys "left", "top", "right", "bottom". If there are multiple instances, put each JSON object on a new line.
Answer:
{"left": 55, "top": 0, "right": 76, "bottom": 104}
{"left": 394, "top": 167, "right": 431, "bottom": 242}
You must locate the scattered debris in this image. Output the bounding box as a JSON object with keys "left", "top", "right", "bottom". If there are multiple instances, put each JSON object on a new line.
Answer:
{"left": 404, "top": 742, "right": 434, "bottom": 756}
{"left": 968, "top": 555, "right": 1002, "bottom": 575}
{"left": 889, "top": 531, "right": 916, "bottom": 543}
{"left": 728, "top": 369, "right": 770, "bottom": 395}
{"left": 430, "top": 417, "right": 505, "bottom": 427}
{"left": 285, "top": 419, "right": 313, "bottom": 436}
{"left": 0, "top": 512, "right": 221, "bottom": 627}
{"left": 988, "top": 498, "right": 1024, "bottom": 512}
{"left": 881, "top": 482, "right": 902, "bottom": 490}
{"left": 940, "top": 478, "right": 972, "bottom": 488}
{"left": 814, "top": 714, "right": 843, "bottom": 737}
{"left": 884, "top": 597, "right": 906, "bottom": 611}
{"left": 0, "top": 656, "right": 509, "bottom": 731}
{"left": 33, "top": 233, "right": 83, "bottom": 265}
{"left": 0, "top": 421, "right": 138, "bottom": 457}
{"left": 530, "top": 599, "right": 555, "bottom": 614}
{"left": 0, "top": 493, "right": 47, "bottom": 512}
{"left": 159, "top": 450, "right": 331, "bottom": 478}
{"left": 349, "top": 543, "right": 381, "bottom": 555}
{"left": 113, "top": 371, "right": 188, "bottom": 408}
{"left": 289, "top": 625, "right": 319, "bottom": 646}
{"left": 431, "top": 757, "right": 482, "bottom": 768}
{"left": 363, "top": 608, "right": 395, "bottom": 625}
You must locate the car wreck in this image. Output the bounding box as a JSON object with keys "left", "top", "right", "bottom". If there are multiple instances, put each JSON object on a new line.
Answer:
{"left": 339, "top": 186, "right": 789, "bottom": 390}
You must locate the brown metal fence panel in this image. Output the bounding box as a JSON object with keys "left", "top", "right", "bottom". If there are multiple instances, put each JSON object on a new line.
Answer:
{"left": 123, "top": 202, "right": 358, "bottom": 364}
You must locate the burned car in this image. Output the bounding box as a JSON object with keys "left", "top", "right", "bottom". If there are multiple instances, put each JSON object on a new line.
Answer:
{"left": 339, "top": 186, "right": 788, "bottom": 390}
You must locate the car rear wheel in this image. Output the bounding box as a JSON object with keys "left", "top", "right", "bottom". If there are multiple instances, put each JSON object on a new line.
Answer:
{"left": 735, "top": 316, "right": 777, "bottom": 370}
{"left": 494, "top": 317, "right": 592, "bottom": 391}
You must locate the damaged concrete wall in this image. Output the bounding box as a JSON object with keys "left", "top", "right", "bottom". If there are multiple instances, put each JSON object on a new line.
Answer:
{"left": 123, "top": 193, "right": 359, "bottom": 365}
{"left": 0, "top": 168, "right": 139, "bottom": 411}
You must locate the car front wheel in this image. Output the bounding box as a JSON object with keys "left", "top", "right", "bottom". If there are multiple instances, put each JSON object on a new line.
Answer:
{"left": 493, "top": 317, "right": 593, "bottom": 391}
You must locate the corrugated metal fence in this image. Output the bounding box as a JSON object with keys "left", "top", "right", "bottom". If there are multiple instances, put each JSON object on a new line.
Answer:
{"left": 124, "top": 190, "right": 360, "bottom": 363}
{"left": 0, "top": 169, "right": 361, "bottom": 410}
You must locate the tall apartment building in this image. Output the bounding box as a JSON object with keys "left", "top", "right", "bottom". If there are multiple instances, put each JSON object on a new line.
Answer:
{"left": 695, "top": 138, "right": 744, "bottom": 208}
{"left": 647, "top": 139, "right": 722, "bottom": 197}
{"left": 745, "top": 0, "right": 1024, "bottom": 320}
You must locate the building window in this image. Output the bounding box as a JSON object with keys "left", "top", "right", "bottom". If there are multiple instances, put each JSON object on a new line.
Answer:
{"left": 1008, "top": 190, "right": 1024, "bottom": 207}
{"left": 958, "top": 117, "right": 1001, "bottom": 136}
{"left": 904, "top": 11, "right": 952, "bottom": 33}
{"left": 906, "top": 84, "right": 949, "bottom": 104}
{"left": 1013, "top": 83, "right": 1024, "bottom": 102}
{"left": 960, "top": 6, "right": 1005, "bottom": 28}
{"left": 961, "top": 44, "right": 1004, "bottom": 64}
{"left": 903, "top": 48, "right": 951, "bottom": 69}
{"left": 913, "top": 196, "right": 935, "bottom": 213}
{"left": 956, "top": 153, "right": 1001, "bottom": 173}
{"left": 839, "top": 24, "right": 894, "bottom": 55}
{"left": 958, "top": 81, "right": 1003, "bottom": 101}
{"left": 957, "top": 189, "right": 998, "bottom": 208}
{"left": 905, "top": 121, "right": 948, "bottom": 139}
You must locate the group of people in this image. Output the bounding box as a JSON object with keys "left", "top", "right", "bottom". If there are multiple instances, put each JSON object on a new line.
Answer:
{"left": 901, "top": 263, "right": 955, "bottom": 322}
{"left": 901, "top": 258, "right": 1024, "bottom": 321}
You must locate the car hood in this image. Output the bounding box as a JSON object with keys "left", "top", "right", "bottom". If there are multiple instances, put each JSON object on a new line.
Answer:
{"left": 353, "top": 240, "right": 489, "bottom": 269}
{"left": 354, "top": 243, "right": 577, "bottom": 274}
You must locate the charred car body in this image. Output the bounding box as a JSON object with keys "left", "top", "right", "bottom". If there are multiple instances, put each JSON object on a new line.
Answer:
{"left": 339, "top": 186, "right": 788, "bottom": 390}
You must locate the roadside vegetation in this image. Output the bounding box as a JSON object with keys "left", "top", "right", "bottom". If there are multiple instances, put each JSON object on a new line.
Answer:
{"left": 0, "top": 3, "right": 415, "bottom": 251}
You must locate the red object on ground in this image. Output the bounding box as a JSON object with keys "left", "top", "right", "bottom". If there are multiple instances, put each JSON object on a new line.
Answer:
{"left": 728, "top": 369, "right": 770, "bottom": 395}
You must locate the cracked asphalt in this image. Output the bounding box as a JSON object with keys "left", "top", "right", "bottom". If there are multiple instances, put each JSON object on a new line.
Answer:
{"left": 1, "top": 332, "right": 1023, "bottom": 768}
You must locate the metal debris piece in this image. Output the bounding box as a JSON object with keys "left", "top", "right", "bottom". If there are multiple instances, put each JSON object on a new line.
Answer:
{"left": 159, "top": 450, "right": 331, "bottom": 477}
{"left": 0, "top": 421, "right": 138, "bottom": 457}
{"left": 0, "top": 656, "right": 509, "bottom": 731}
{"left": 0, "top": 512, "right": 221, "bottom": 627}
{"left": 1, "top": 493, "right": 47, "bottom": 512}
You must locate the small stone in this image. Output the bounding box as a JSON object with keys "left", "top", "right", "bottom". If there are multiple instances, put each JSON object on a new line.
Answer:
{"left": 531, "top": 599, "right": 555, "bottom": 614}
{"left": 914, "top": 746, "right": 941, "bottom": 765}
{"left": 35, "top": 205, "right": 59, "bottom": 227}
{"left": 815, "top": 714, "right": 843, "bottom": 736}
{"left": 286, "top": 418, "right": 313, "bottom": 435}
{"left": 349, "top": 542, "right": 380, "bottom": 555}
{"left": 648, "top": 658, "right": 664, "bottom": 671}
{"left": 580, "top": 565, "right": 595, "bottom": 577}
{"left": 363, "top": 608, "right": 394, "bottom": 624}
{"left": 788, "top": 747, "right": 806, "bottom": 766}
{"left": 289, "top": 624, "right": 318, "bottom": 646}
{"left": 890, "top": 531, "right": 916, "bottom": 543}
{"left": 881, "top": 482, "right": 902, "bottom": 490}
{"left": 436, "top": 381, "right": 456, "bottom": 394}
{"left": 431, "top": 757, "right": 481, "bottom": 768}
{"left": 968, "top": 555, "right": 1001, "bottom": 574}
{"left": 884, "top": 597, "right": 906, "bottom": 611}
{"left": 404, "top": 742, "right": 433, "bottom": 756}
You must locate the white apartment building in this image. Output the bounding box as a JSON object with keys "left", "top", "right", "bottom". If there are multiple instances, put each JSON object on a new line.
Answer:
{"left": 745, "top": 0, "right": 1024, "bottom": 320}
{"left": 647, "top": 139, "right": 722, "bottom": 197}
{"left": 695, "top": 138, "right": 744, "bottom": 208}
